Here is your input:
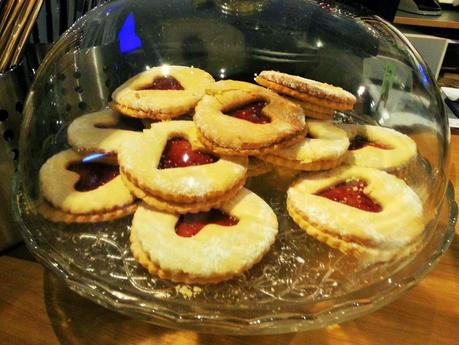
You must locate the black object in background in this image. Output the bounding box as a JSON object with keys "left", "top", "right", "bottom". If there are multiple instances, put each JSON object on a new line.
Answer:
{"left": 341, "top": 0, "right": 401, "bottom": 21}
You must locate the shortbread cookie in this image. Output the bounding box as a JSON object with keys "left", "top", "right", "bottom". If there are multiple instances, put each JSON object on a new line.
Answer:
{"left": 255, "top": 70, "right": 356, "bottom": 111}
{"left": 112, "top": 65, "right": 215, "bottom": 120}
{"left": 194, "top": 80, "right": 306, "bottom": 156}
{"left": 286, "top": 97, "right": 335, "bottom": 120}
{"left": 247, "top": 156, "right": 273, "bottom": 177}
{"left": 67, "top": 109, "right": 143, "bottom": 155}
{"left": 38, "top": 150, "right": 137, "bottom": 222}
{"left": 260, "top": 120, "right": 349, "bottom": 171}
{"left": 118, "top": 121, "right": 248, "bottom": 214}
{"left": 130, "top": 188, "right": 278, "bottom": 284}
{"left": 338, "top": 124, "right": 417, "bottom": 172}
{"left": 287, "top": 165, "right": 425, "bottom": 263}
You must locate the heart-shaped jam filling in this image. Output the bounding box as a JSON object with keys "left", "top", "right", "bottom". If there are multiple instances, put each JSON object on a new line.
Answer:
{"left": 158, "top": 137, "right": 219, "bottom": 169}
{"left": 316, "top": 180, "right": 382, "bottom": 212}
{"left": 141, "top": 76, "right": 184, "bottom": 90}
{"left": 225, "top": 101, "right": 271, "bottom": 124}
{"left": 96, "top": 116, "right": 144, "bottom": 132}
{"left": 68, "top": 162, "right": 119, "bottom": 192}
{"left": 175, "top": 209, "right": 239, "bottom": 237}
{"left": 349, "top": 135, "right": 391, "bottom": 151}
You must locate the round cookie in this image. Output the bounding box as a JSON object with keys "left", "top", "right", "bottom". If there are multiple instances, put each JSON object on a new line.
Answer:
{"left": 118, "top": 121, "right": 248, "bottom": 214}
{"left": 287, "top": 165, "right": 425, "bottom": 263}
{"left": 260, "top": 120, "right": 349, "bottom": 171}
{"left": 130, "top": 188, "right": 278, "bottom": 284}
{"left": 67, "top": 109, "right": 143, "bottom": 155}
{"left": 194, "top": 80, "right": 306, "bottom": 156}
{"left": 247, "top": 156, "right": 273, "bottom": 177}
{"left": 286, "top": 97, "right": 335, "bottom": 120}
{"left": 338, "top": 124, "right": 417, "bottom": 172}
{"left": 255, "top": 70, "right": 356, "bottom": 111}
{"left": 38, "top": 149, "right": 137, "bottom": 223}
{"left": 112, "top": 65, "right": 215, "bottom": 120}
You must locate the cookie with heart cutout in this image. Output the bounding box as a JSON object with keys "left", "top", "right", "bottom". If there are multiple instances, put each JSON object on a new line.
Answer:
{"left": 130, "top": 188, "right": 278, "bottom": 284}
{"left": 338, "top": 124, "right": 417, "bottom": 173}
{"left": 38, "top": 149, "right": 137, "bottom": 223}
{"left": 286, "top": 165, "right": 425, "bottom": 264}
{"left": 67, "top": 109, "right": 144, "bottom": 155}
{"left": 118, "top": 120, "right": 248, "bottom": 214}
{"left": 194, "top": 80, "right": 307, "bottom": 156}
{"left": 111, "top": 65, "right": 215, "bottom": 120}
{"left": 255, "top": 70, "right": 356, "bottom": 118}
{"left": 260, "top": 120, "right": 350, "bottom": 171}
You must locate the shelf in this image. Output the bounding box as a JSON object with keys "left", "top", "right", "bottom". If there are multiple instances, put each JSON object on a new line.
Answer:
{"left": 394, "top": 9, "right": 459, "bottom": 29}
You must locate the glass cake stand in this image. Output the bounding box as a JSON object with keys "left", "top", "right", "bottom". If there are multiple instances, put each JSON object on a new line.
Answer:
{"left": 13, "top": 0, "right": 457, "bottom": 334}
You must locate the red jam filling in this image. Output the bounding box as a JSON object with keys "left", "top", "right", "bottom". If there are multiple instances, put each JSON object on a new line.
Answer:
{"left": 68, "top": 162, "right": 119, "bottom": 192}
{"left": 158, "top": 137, "right": 219, "bottom": 169}
{"left": 316, "top": 180, "right": 382, "bottom": 212}
{"left": 349, "top": 135, "right": 391, "bottom": 151}
{"left": 141, "top": 76, "right": 184, "bottom": 90}
{"left": 225, "top": 101, "right": 271, "bottom": 124}
{"left": 175, "top": 209, "right": 239, "bottom": 237}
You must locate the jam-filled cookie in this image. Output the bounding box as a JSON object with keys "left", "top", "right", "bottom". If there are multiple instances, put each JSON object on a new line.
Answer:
{"left": 130, "top": 188, "right": 278, "bottom": 284}
{"left": 260, "top": 120, "right": 349, "bottom": 171}
{"left": 118, "top": 121, "right": 248, "bottom": 214}
{"left": 67, "top": 109, "right": 144, "bottom": 155}
{"left": 255, "top": 70, "right": 356, "bottom": 118}
{"left": 38, "top": 150, "right": 137, "bottom": 223}
{"left": 194, "top": 80, "right": 306, "bottom": 156}
{"left": 111, "top": 65, "right": 215, "bottom": 120}
{"left": 247, "top": 156, "right": 273, "bottom": 177}
{"left": 287, "top": 165, "right": 425, "bottom": 263}
{"left": 339, "top": 124, "right": 417, "bottom": 172}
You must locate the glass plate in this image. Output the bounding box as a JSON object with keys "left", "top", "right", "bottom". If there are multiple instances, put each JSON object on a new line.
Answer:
{"left": 13, "top": 174, "right": 457, "bottom": 334}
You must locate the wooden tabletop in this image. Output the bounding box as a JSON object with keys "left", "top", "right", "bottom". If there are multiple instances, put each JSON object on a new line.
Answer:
{"left": 394, "top": 9, "right": 459, "bottom": 29}
{"left": 1, "top": 137, "right": 459, "bottom": 345}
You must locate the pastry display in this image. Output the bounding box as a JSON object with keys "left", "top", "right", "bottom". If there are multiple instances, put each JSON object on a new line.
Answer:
{"left": 130, "top": 188, "right": 278, "bottom": 284}
{"left": 117, "top": 120, "right": 248, "bottom": 214}
{"left": 36, "top": 65, "right": 425, "bottom": 281}
{"left": 194, "top": 80, "right": 307, "bottom": 155}
{"left": 111, "top": 65, "right": 215, "bottom": 120}
{"left": 67, "top": 109, "right": 143, "bottom": 155}
{"left": 260, "top": 120, "right": 350, "bottom": 171}
{"left": 287, "top": 165, "right": 425, "bottom": 263}
{"left": 338, "top": 124, "right": 417, "bottom": 172}
{"left": 255, "top": 70, "right": 356, "bottom": 119}
{"left": 38, "top": 149, "right": 137, "bottom": 223}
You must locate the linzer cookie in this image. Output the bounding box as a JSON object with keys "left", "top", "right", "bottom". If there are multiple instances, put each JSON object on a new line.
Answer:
{"left": 194, "top": 80, "right": 306, "bottom": 156}
{"left": 111, "top": 65, "right": 215, "bottom": 120}
{"left": 67, "top": 109, "right": 143, "bottom": 155}
{"left": 38, "top": 150, "right": 137, "bottom": 223}
{"left": 260, "top": 120, "right": 349, "bottom": 171}
{"left": 118, "top": 121, "right": 248, "bottom": 214}
{"left": 287, "top": 165, "right": 425, "bottom": 263}
{"left": 255, "top": 70, "right": 356, "bottom": 119}
{"left": 130, "top": 188, "right": 278, "bottom": 284}
{"left": 338, "top": 124, "right": 417, "bottom": 172}
{"left": 247, "top": 156, "right": 273, "bottom": 177}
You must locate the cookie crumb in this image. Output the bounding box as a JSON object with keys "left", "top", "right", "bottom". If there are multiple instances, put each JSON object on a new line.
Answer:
{"left": 175, "top": 285, "right": 202, "bottom": 299}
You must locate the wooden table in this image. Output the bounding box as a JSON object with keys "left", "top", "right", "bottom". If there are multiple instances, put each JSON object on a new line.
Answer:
{"left": 1, "top": 138, "right": 458, "bottom": 345}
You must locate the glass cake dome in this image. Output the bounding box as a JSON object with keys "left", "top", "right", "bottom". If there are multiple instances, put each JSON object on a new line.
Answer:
{"left": 14, "top": 0, "right": 456, "bottom": 334}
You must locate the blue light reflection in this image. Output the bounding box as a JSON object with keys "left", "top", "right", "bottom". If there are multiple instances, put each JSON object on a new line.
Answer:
{"left": 119, "top": 13, "right": 142, "bottom": 54}
{"left": 82, "top": 153, "right": 107, "bottom": 163}
{"left": 417, "top": 63, "right": 429, "bottom": 87}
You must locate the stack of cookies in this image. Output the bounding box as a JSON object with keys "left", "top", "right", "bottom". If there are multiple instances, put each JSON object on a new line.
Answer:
{"left": 37, "top": 65, "right": 425, "bottom": 284}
